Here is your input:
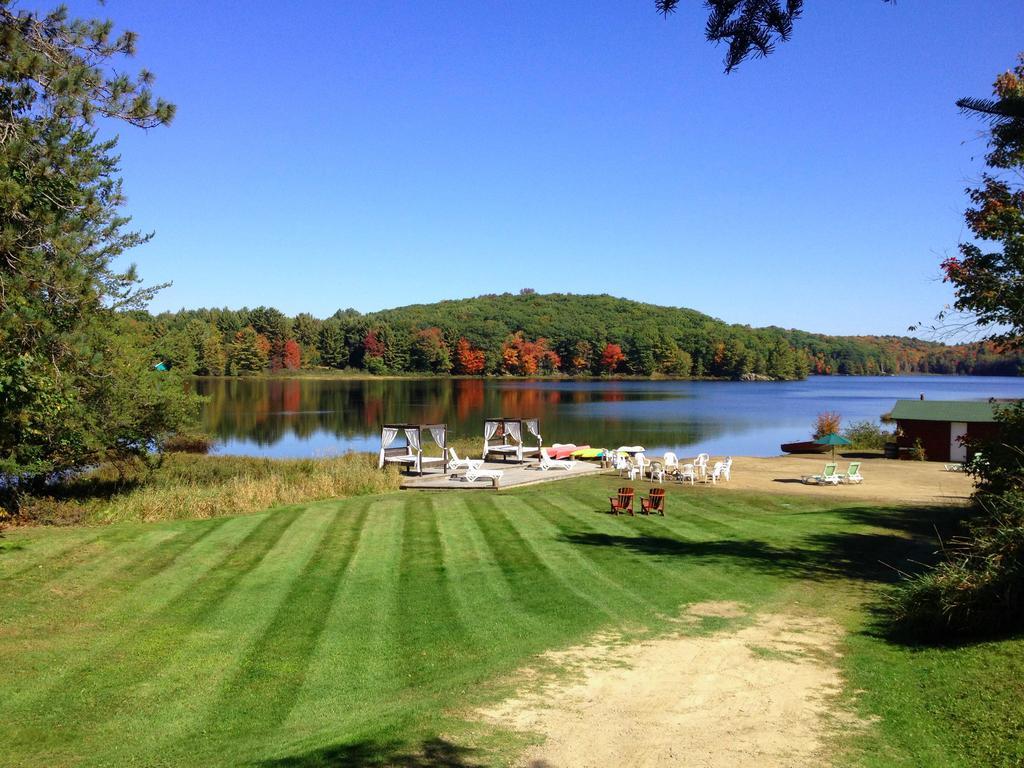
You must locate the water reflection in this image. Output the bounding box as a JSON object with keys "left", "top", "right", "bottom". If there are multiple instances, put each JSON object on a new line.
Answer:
{"left": 192, "top": 376, "right": 1024, "bottom": 459}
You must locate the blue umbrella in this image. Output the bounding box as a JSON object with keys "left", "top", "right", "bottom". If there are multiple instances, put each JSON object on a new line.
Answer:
{"left": 815, "top": 432, "right": 851, "bottom": 461}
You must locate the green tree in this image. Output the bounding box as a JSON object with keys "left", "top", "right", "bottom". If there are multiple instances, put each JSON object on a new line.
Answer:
{"left": 0, "top": 2, "right": 193, "bottom": 497}
{"left": 940, "top": 57, "right": 1024, "bottom": 349}
{"left": 318, "top": 319, "right": 348, "bottom": 369}
{"left": 228, "top": 327, "right": 267, "bottom": 375}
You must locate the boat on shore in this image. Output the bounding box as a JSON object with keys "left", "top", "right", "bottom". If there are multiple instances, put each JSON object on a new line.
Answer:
{"left": 780, "top": 440, "right": 830, "bottom": 454}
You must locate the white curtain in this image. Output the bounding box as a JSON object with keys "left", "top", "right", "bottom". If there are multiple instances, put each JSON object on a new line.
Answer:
{"left": 405, "top": 428, "right": 422, "bottom": 474}
{"left": 483, "top": 420, "right": 499, "bottom": 458}
{"left": 378, "top": 427, "right": 398, "bottom": 468}
{"left": 405, "top": 428, "right": 421, "bottom": 452}
{"left": 507, "top": 421, "right": 523, "bottom": 461}
{"left": 525, "top": 419, "right": 541, "bottom": 444}
{"left": 429, "top": 426, "right": 446, "bottom": 449}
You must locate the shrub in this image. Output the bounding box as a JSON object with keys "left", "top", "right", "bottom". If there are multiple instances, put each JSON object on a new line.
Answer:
{"left": 813, "top": 411, "right": 842, "bottom": 439}
{"left": 910, "top": 438, "right": 927, "bottom": 461}
{"left": 842, "top": 420, "right": 893, "bottom": 450}
{"left": 162, "top": 432, "right": 214, "bottom": 454}
{"left": 890, "top": 492, "right": 1024, "bottom": 638}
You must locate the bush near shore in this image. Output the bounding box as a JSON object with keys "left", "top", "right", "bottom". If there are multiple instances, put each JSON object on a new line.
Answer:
{"left": 10, "top": 452, "right": 402, "bottom": 526}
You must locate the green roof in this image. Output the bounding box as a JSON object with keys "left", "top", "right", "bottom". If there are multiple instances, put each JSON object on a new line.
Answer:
{"left": 890, "top": 399, "right": 999, "bottom": 423}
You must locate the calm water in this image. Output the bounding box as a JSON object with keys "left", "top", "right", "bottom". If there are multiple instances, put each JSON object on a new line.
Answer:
{"left": 194, "top": 376, "right": 1024, "bottom": 459}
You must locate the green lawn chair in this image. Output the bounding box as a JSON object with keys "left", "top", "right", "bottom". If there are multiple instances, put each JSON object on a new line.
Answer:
{"left": 840, "top": 461, "right": 863, "bottom": 484}
{"left": 803, "top": 462, "right": 840, "bottom": 485}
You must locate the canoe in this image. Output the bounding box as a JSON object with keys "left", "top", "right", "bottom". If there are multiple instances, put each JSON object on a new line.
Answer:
{"left": 780, "top": 440, "right": 829, "bottom": 454}
{"left": 570, "top": 447, "right": 603, "bottom": 459}
{"left": 551, "top": 444, "right": 588, "bottom": 459}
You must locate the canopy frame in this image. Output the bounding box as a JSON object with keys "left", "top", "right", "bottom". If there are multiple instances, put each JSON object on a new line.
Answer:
{"left": 482, "top": 417, "right": 542, "bottom": 463}
{"left": 379, "top": 423, "right": 448, "bottom": 476}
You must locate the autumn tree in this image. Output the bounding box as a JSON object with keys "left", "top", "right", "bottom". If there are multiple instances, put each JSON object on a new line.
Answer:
{"left": 453, "top": 337, "right": 486, "bottom": 375}
{"left": 599, "top": 343, "right": 626, "bottom": 374}
{"left": 282, "top": 339, "right": 302, "bottom": 370}
{"left": 410, "top": 327, "right": 452, "bottom": 373}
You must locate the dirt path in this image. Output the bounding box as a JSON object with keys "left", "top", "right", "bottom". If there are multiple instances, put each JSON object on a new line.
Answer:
{"left": 650, "top": 454, "right": 973, "bottom": 506}
{"left": 481, "top": 603, "right": 857, "bottom": 768}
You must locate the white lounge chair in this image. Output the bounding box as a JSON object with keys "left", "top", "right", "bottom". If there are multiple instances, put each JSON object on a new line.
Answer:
{"left": 538, "top": 447, "right": 575, "bottom": 471}
{"left": 463, "top": 466, "right": 504, "bottom": 486}
{"left": 447, "top": 448, "right": 483, "bottom": 472}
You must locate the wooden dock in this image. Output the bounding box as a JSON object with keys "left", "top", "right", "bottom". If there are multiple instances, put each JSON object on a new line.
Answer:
{"left": 399, "top": 460, "right": 604, "bottom": 491}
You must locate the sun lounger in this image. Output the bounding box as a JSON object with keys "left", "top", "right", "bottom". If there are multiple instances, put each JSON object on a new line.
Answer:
{"left": 447, "top": 448, "right": 483, "bottom": 472}
{"left": 538, "top": 447, "right": 575, "bottom": 471}
{"left": 610, "top": 487, "right": 635, "bottom": 516}
{"left": 838, "top": 461, "right": 863, "bottom": 484}
{"left": 802, "top": 463, "right": 841, "bottom": 485}
{"left": 463, "top": 466, "right": 504, "bottom": 487}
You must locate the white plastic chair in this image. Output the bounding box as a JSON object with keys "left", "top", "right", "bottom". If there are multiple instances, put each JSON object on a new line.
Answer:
{"left": 706, "top": 461, "right": 724, "bottom": 485}
{"left": 693, "top": 453, "right": 709, "bottom": 481}
{"left": 676, "top": 463, "right": 696, "bottom": 486}
{"left": 721, "top": 456, "right": 733, "bottom": 481}
{"left": 634, "top": 454, "right": 649, "bottom": 480}
{"left": 650, "top": 462, "right": 665, "bottom": 484}
{"left": 663, "top": 452, "right": 679, "bottom": 474}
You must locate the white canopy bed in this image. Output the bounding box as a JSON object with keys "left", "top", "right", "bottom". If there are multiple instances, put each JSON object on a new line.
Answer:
{"left": 378, "top": 423, "right": 448, "bottom": 475}
{"left": 482, "top": 417, "right": 542, "bottom": 463}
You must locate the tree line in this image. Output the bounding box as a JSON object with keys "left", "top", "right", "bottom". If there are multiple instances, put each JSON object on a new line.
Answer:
{"left": 135, "top": 292, "right": 1023, "bottom": 380}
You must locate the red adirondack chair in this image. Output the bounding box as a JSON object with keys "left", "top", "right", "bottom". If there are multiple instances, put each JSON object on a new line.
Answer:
{"left": 610, "top": 487, "right": 634, "bottom": 516}
{"left": 641, "top": 487, "right": 666, "bottom": 516}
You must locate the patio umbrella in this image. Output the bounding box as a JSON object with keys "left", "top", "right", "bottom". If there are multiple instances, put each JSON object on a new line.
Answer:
{"left": 815, "top": 432, "right": 851, "bottom": 462}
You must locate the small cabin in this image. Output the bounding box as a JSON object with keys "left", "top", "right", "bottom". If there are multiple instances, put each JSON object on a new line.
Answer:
{"left": 890, "top": 400, "right": 1000, "bottom": 462}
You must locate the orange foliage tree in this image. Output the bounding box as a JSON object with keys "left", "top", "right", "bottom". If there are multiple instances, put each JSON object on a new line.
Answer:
{"left": 453, "top": 337, "right": 486, "bottom": 375}
{"left": 813, "top": 411, "right": 842, "bottom": 439}
{"left": 599, "top": 342, "right": 626, "bottom": 374}
{"left": 283, "top": 339, "right": 302, "bottom": 370}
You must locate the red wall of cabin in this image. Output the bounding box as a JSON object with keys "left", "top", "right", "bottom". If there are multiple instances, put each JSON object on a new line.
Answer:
{"left": 896, "top": 419, "right": 998, "bottom": 462}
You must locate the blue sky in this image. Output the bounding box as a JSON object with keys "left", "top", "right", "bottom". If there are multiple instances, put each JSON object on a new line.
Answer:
{"left": 67, "top": 0, "right": 1023, "bottom": 336}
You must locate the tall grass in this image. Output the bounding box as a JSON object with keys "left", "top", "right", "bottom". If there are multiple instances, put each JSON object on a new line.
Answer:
{"left": 15, "top": 452, "right": 402, "bottom": 525}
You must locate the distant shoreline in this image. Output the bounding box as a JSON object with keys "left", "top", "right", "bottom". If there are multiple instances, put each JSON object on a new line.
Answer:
{"left": 187, "top": 369, "right": 1016, "bottom": 382}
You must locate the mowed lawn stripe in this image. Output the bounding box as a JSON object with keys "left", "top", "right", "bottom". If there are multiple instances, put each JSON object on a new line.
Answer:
{"left": 473, "top": 494, "right": 588, "bottom": 629}
{"left": 152, "top": 505, "right": 369, "bottom": 766}
{"left": 93, "top": 506, "right": 334, "bottom": 766}
{"left": 507, "top": 494, "right": 660, "bottom": 619}
{"left": 0, "top": 514, "right": 265, "bottom": 708}
{"left": 279, "top": 497, "right": 407, "bottom": 745}
{"left": 434, "top": 494, "right": 545, "bottom": 644}
{"left": 394, "top": 495, "right": 469, "bottom": 690}
{"left": 5, "top": 508, "right": 303, "bottom": 760}
{"left": 534, "top": 491, "right": 706, "bottom": 614}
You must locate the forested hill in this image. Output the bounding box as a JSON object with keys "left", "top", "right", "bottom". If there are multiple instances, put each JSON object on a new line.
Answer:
{"left": 139, "top": 292, "right": 1023, "bottom": 379}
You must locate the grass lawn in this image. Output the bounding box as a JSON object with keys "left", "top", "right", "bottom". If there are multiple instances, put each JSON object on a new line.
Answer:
{"left": 2, "top": 477, "right": 1022, "bottom": 767}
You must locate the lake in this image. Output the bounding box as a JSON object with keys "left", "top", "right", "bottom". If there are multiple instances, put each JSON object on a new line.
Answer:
{"left": 193, "top": 375, "right": 1024, "bottom": 459}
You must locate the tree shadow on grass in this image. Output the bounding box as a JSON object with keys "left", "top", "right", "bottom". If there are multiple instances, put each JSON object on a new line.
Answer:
{"left": 565, "top": 504, "right": 973, "bottom": 585}
{"left": 255, "top": 738, "right": 488, "bottom": 768}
